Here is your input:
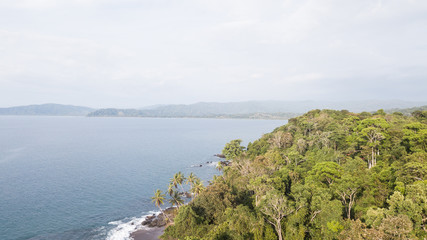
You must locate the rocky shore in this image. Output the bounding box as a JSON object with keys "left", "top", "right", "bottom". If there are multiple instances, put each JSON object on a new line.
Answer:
{"left": 130, "top": 207, "right": 176, "bottom": 240}
{"left": 140, "top": 207, "right": 175, "bottom": 228}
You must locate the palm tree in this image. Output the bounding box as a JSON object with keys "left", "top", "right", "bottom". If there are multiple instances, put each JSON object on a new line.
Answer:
{"left": 168, "top": 191, "right": 184, "bottom": 209}
{"left": 191, "top": 179, "right": 205, "bottom": 198}
{"left": 175, "top": 172, "right": 186, "bottom": 193}
{"left": 151, "top": 189, "right": 167, "bottom": 220}
{"left": 167, "top": 183, "right": 175, "bottom": 196}
{"left": 170, "top": 174, "right": 179, "bottom": 188}
{"left": 186, "top": 172, "right": 197, "bottom": 189}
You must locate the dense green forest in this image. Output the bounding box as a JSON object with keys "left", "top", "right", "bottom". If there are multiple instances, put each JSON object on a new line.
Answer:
{"left": 158, "top": 109, "right": 427, "bottom": 240}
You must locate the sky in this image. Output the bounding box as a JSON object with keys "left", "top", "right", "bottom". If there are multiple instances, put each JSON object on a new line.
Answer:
{"left": 0, "top": 0, "right": 426, "bottom": 108}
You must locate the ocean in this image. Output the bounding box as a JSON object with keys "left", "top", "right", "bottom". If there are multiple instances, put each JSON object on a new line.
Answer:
{"left": 0, "top": 116, "right": 286, "bottom": 240}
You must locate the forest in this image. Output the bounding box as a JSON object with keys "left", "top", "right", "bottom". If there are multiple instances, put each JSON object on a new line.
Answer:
{"left": 156, "top": 109, "right": 427, "bottom": 240}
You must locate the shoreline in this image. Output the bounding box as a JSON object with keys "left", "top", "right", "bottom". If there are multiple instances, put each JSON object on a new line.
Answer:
{"left": 130, "top": 226, "right": 165, "bottom": 240}
{"left": 128, "top": 207, "right": 175, "bottom": 240}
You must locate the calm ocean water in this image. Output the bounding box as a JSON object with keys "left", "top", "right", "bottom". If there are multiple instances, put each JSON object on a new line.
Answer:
{"left": 0, "top": 116, "right": 286, "bottom": 240}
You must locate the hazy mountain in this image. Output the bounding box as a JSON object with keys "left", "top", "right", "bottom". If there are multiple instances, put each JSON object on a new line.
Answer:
{"left": 0, "top": 104, "right": 95, "bottom": 116}
{"left": 382, "top": 105, "right": 427, "bottom": 115}
{"left": 88, "top": 100, "right": 427, "bottom": 118}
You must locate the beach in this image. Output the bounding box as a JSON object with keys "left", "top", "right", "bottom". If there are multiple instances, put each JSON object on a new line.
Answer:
{"left": 130, "top": 227, "right": 165, "bottom": 240}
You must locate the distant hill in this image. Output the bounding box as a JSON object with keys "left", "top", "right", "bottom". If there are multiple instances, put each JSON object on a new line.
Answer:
{"left": 87, "top": 100, "right": 427, "bottom": 119}
{"left": 0, "top": 104, "right": 95, "bottom": 116}
{"left": 383, "top": 105, "right": 427, "bottom": 115}
{"left": 3, "top": 101, "right": 426, "bottom": 118}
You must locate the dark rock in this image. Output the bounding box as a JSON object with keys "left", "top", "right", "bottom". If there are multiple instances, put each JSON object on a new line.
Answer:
{"left": 214, "top": 154, "right": 226, "bottom": 158}
{"left": 219, "top": 160, "right": 232, "bottom": 166}
{"left": 141, "top": 207, "right": 177, "bottom": 228}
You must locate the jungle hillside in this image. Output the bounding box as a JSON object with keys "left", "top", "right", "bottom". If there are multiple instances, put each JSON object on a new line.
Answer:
{"left": 161, "top": 109, "right": 427, "bottom": 240}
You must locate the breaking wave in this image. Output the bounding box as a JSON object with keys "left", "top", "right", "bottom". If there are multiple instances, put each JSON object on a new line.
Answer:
{"left": 106, "top": 211, "right": 160, "bottom": 240}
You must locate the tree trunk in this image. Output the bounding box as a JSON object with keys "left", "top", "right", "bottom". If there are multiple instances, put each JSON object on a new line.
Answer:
{"left": 347, "top": 203, "right": 351, "bottom": 219}
{"left": 179, "top": 183, "right": 185, "bottom": 193}
{"left": 158, "top": 207, "right": 168, "bottom": 222}
{"left": 276, "top": 220, "right": 283, "bottom": 240}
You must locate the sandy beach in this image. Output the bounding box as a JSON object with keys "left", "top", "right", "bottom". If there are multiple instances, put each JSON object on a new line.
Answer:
{"left": 130, "top": 227, "right": 165, "bottom": 240}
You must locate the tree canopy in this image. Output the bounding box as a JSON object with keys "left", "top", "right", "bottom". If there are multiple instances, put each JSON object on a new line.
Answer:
{"left": 160, "top": 109, "right": 427, "bottom": 240}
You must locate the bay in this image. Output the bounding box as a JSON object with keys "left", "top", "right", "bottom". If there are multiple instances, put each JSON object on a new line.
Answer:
{"left": 0, "top": 116, "right": 286, "bottom": 240}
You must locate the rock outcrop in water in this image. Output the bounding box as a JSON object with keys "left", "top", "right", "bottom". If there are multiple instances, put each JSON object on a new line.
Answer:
{"left": 141, "top": 207, "right": 176, "bottom": 228}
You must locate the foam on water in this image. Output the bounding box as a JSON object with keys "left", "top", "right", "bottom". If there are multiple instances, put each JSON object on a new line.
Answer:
{"left": 190, "top": 161, "right": 219, "bottom": 168}
{"left": 206, "top": 161, "right": 219, "bottom": 167}
{"left": 106, "top": 211, "right": 159, "bottom": 240}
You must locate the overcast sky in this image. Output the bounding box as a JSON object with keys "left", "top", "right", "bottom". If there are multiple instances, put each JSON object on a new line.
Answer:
{"left": 0, "top": 0, "right": 426, "bottom": 108}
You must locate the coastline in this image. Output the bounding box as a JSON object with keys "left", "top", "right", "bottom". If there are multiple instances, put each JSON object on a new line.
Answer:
{"left": 128, "top": 207, "right": 175, "bottom": 240}
{"left": 130, "top": 226, "right": 165, "bottom": 240}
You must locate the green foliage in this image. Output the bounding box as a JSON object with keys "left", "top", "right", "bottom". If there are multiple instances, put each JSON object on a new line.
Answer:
{"left": 364, "top": 207, "right": 385, "bottom": 227}
{"left": 222, "top": 139, "right": 245, "bottom": 160}
{"left": 162, "top": 205, "right": 208, "bottom": 239}
{"left": 162, "top": 109, "right": 427, "bottom": 240}
{"left": 151, "top": 189, "right": 165, "bottom": 209}
{"left": 247, "top": 138, "right": 270, "bottom": 159}
{"left": 263, "top": 224, "right": 277, "bottom": 240}
{"left": 223, "top": 205, "right": 259, "bottom": 240}
{"left": 192, "top": 179, "right": 237, "bottom": 224}
{"left": 308, "top": 161, "right": 342, "bottom": 186}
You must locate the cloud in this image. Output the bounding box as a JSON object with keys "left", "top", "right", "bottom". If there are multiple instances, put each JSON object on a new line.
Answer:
{"left": 0, "top": 0, "right": 426, "bottom": 107}
{"left": 0, "top": 0, "right": 139, "bottom": 9}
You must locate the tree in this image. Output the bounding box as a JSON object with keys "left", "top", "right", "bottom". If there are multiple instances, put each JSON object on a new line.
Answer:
{"left": 186, "top": 172, "right": 197, "bottom": 190}
{"left": 222, "top": 139, "right": 245, "bottom": 160}
{"left": 296, "top": 138, "right": 307, "bottom": 154}
{"left": 191, "top": 179, "right": 205, "bottom": 198}
{"left": 380, "top": 215, "right": 413, "bottom": 239}
{"left": 216, "top": 161, "right": 224, "bottom": 171}
{"left": 354, "top": 118, "right": 389, "bottom": 168}
{"left": 169, "top": 190, "right": 184, "bottom": 208}
{"left": 224, "top": 205, "right": 259, "bottom": 239}
{"left": 249, "top": 175, "right": 273, "bottom": 207}
{"left": 403, "top": 122, "right": 427, "bottom": 153}
{"left": 308, "top": 161, "right": 342, "bottom": 186}
{"left": 167, "top": 183, "right": 175, "bottom": 196}
{"left": 335, "top": 174, "right": 360, "bottom": 219}
{"left": 162, "top": 205, "right": 207, "bottom": 239}
{"left": 171, "top": 172, "right": 186, "bottom": 193}
{"left": 151, "top": 189, "right": 167, "bottom": 220}
{"left": 260, "top": 190, "right": 299, "bottom": 240}
{"left": 269, "top": 131, "right": 293, "bottom": 149}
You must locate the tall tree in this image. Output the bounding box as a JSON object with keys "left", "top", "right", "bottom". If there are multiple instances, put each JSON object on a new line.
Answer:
{"left": 191, "top": 179, "right": 205, "bottom": 198}
{"left": 354, "top": 118, "right": 389, "bottom": 168}
{"left": 335, "top": 174, "right": 360, "bottom": 219}
{"left": 151, "top": 189, "right": 167, "bottom": 220}
{"left": 186, "top": 172, "right": 197, "bottom": 188}
{"left": 171, "top": 172, "right": 186, "bottom": 193}
{"left": 176, "top": 172, "right": 186, "bottom": 192}
{"left": 260, "top": 191, "right": 299, "bottom": 240}
{"left": 167, "top": 183, "right": 175, "bottom": 196}
{"left": 168, "top": 190, "right": 184, "bottom": 209}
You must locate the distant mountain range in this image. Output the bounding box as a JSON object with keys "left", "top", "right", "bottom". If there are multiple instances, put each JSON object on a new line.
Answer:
{"left": 383, "top": 105, "right": 427, "bottom": 115}
{"left": 88, "top": 100, "right": 427, "bottom": 119}
{"left": 0, "top": 103, "right": 94, "bottom": 116}
{"left": 1, "top": 100, "right": 426, "bottom": 119}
